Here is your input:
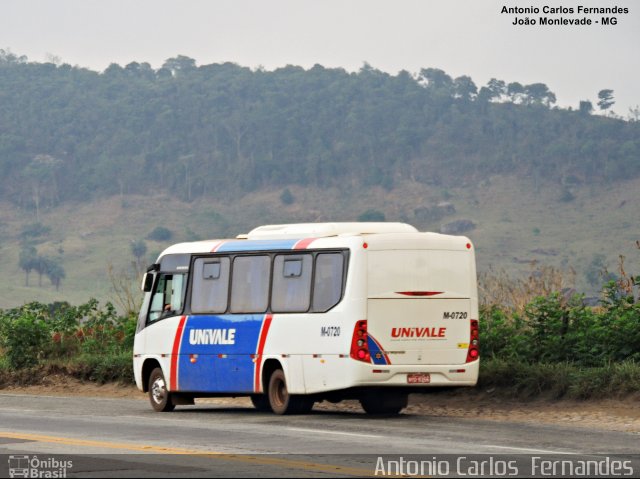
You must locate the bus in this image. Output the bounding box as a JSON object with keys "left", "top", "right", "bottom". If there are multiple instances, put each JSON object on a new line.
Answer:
{"left": 133, "top": 222, "right": 479, "bottom": 415}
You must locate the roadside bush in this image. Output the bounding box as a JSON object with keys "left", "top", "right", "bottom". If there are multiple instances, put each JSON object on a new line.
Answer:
{"left": 479, "top": 359, "right": 640, "bottom": 399}
{"left": 0, "top": 299, "right": 136, "bottom": 371}
{"left": 0, "top": 303, "right": 50, "bottom": 369}
{"left": 480, "top": 279, "right": 640, "bottom": 368}
{"left": 479, "top": 306, "right": 531, "bottom": 361}
{"left": 69, "top": 352, "right": 133, "bottom": 383}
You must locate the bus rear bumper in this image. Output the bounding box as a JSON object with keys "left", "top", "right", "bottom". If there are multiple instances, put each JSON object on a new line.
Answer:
{"left": 350, "top": 359, "right": 479, "bottom": 387}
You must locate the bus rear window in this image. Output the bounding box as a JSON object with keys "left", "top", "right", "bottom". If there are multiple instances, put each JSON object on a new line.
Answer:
{"left": 312, "top": 253, "right": 344, "bottom": 312}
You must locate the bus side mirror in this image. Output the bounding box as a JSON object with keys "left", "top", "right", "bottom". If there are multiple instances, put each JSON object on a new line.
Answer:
{"left": 141, "top": 273, "right": 154, "bottom": 292}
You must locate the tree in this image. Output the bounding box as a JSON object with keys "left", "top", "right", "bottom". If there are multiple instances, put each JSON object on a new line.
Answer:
{"left": 524, "top": 83, "right": 556, "bottom": 107}
{"left": 487, "top": 78, "right": 506, "bottom": 100}
{"left": 22, "top": 154, "right": 61, "bottom": 221}
{"left": 18, "top": 246, "right": 38, "bottom": 286}
{"left": 179, "top": 154, "right": 196, "bottom": 202}
{"left": 162, "top": 55, "right": 197, "bottom": 76}
{"left": 0, "top": 57, "right": 638, "bottom": 209}
{"left": 103, "top": 63, "right": 125, "bottom": 77}
{"left": 280, "top": 188, "right": 294, "bottom": 205}
{"left": 418, "top": 68, "right": 453, "bottom": 91}
{"left": 0, "top": 48, "right": 28, "bottom": 64}
{"left": 453, "top": 76, "right": 477, "bottom": 102}
{"left": 147, "top": 227, "right": 173, "bottom": 241}
{"left": 419, "top": 68, "right": 454, "bottom": 115}
{"left": 35, "top": 255, "right": 52, "bottom": 287}
{"left": 579, "top": 101, "right": 593, "bottom": 115}
{"left": 46, "top": 260, "right": 66, "bottom": 291}
{"left": 478, "top": 78, "right": 506, "bottom": 103}
{"left": 507, "top": 82, "right": 525, "bottom": 103}
{"left": 131, "top": 239, "right": 148, "bottom": 267}
{"left": 597, "top": 89, "right": 615, "bottom": 111}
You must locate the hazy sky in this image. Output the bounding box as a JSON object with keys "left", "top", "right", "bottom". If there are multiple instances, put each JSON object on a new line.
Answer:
{"left": 2, "top": 0, "right": 639, "bottom": 114}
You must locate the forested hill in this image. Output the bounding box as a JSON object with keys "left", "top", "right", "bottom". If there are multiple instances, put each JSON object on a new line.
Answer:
{"left": 1, "top": 51, "right": 639, "bottom": 208}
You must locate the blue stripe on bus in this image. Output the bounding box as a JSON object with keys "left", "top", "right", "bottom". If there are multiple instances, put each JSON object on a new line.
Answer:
{"left": 216, "top": 239, "right": 300, "bottom": 252}
{"left": 177, "top": 314, "right": 265, "bottom": 393}
{"left": 367, "top": 336, "right": 389, "bottom": 365}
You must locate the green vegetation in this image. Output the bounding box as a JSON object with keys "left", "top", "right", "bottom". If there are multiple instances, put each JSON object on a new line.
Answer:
{"left": 477, "top": 261, "right": 640, "bottom": 398}
{"left": 18, "top": 245, "right": 66, "bottom": 290}
{"left": 0, "top": 51, "right": 638, "bottom": 210}
{"left": 20, "top": 222, "right": 51, "bottom": 242}
{"left": 0, "top": 52, "right": 637, "bottom": 306}
{"left": 481, "top": 284, "right": 640, "bottom": 366}
{"left": 0, "top": 267, "right": 638, "bottom": 398}
{"left": 280, "top": 188, "right": 295, "bottom": 205}
{"left": 147, "top": 226, "right": 173, "bottom": 242}
{"left": 130, "top": 239, "right": 148, "bottom": 265}
{"left": 358, "top": 209, "right": 386, "bottom": 222}
{"left": 478, "top": 359, "right": 640, "bottom": 399}
{"left": 0, "top": 299, "right": 135, "bottom": 383}
{"left": 0, "top": 52, "right": 638, "bottom": 397}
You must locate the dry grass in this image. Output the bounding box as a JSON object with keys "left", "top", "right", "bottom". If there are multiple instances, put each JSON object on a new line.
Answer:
{"left": 0, "top": 174, "right": 639, "bottom": 310}
{"left": 479, "top": 264, "right": 576, "bottom": 312}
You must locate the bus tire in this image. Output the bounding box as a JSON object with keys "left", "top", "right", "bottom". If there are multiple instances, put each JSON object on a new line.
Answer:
{"left": 360, "top": 391, "right": 408, "bottom": 415}
{"left": 267, "top": 369, "right": 313, "bottom": 415}
{"left": 250, "top": 394, "right": 272, "bottom": 412}
{"left": 148, "top": 367, "right": 175, "bottom": 412}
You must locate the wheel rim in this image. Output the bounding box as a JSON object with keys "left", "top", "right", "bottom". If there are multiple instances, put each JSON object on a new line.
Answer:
{"left": 273, "top": 377, "right": 287, "bottom": 408}
{"left": 151, "top": 376, "right": 166, "bottom": 404}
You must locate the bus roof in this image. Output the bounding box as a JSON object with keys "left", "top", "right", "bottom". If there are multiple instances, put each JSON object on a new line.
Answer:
{"left": 156, "top": 223, "right": 471, "bottom": 259}
{"left": 246, "top": 222, "right": 417, "bottom": 239}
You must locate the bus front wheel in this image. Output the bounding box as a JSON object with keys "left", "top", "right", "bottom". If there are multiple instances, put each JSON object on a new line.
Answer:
{"left": 148, "top": 367, "right": 175, "bottom": 412}
{"left": 268, "top": 369, "right": 313, "bottom": 415}
{"left": 250, "top": 394, "right": 272, "bottom": 412}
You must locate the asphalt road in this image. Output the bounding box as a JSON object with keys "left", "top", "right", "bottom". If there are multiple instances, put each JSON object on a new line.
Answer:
{"left": 0, "top": 393, "right": 638, "bottom": 477}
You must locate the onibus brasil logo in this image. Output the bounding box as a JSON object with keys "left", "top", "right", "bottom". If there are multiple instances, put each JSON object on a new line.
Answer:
{"left": 8, "top": 455, "right": 72, "bottom": 478}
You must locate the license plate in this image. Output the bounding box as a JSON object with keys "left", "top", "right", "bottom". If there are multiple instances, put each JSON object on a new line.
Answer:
{"left": 407, "top": 373, "right": 431, "bottom": 384}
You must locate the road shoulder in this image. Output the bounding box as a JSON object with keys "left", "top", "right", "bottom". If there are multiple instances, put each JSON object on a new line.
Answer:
{"left": 1, "top": 376, "right": 638, "bottom": 433}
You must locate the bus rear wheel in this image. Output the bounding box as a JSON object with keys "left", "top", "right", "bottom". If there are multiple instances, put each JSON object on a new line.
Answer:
{"left": 268, "top": 369, "right": 313, "bottom": 415}
{"left": 148, "top": 367, "right": 175, "bottom": 412}
{"left": 360, "top": 391, "right": 408, "bottom": 415}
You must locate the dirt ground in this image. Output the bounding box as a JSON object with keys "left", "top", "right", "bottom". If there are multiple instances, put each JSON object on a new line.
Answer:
{"left": 2, "top": 375, "right": 639, "bottom": 434}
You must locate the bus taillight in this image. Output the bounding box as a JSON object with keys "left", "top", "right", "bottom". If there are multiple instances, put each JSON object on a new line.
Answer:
{"left": 350, "top": 320, "right": 371, "bottom": 363}
{"left": 466, "top": 320, "right": 479, "bottom": 363}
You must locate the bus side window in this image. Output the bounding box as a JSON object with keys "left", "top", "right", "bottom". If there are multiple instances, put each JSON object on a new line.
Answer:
{"left": 230, "top": 255, "right": 271, "bottom": 313}
{"left": 148, "top": 273, "right": 187, "bottom": 323}
{"left": 191, "top": 257, "right": 230, "bottom": 314}
{"left": 312, "top": 253, "right": 344, "bottom": 312}
{"left": 271, "top": 254, "right": 312, "bottom": 313}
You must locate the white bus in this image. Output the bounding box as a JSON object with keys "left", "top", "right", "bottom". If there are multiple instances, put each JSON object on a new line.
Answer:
{"left": 133, "top": 222, "right": 479, "bottom": 415}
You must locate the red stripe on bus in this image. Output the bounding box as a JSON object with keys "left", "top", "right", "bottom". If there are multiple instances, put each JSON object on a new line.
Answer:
{"left": 210, "top": 241, "right": 227, "bottom": 252}
{"left": 396, "top": 291, "right": 443, "bottom": 296}
{"left": 170, "top": 316, "right": 187, "bottom": 391}
{"left": 293, "top": 238, "right": 316, "bottom": 250}
{"left": 254, "top": 314, "right": 273, "bottom": 392}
